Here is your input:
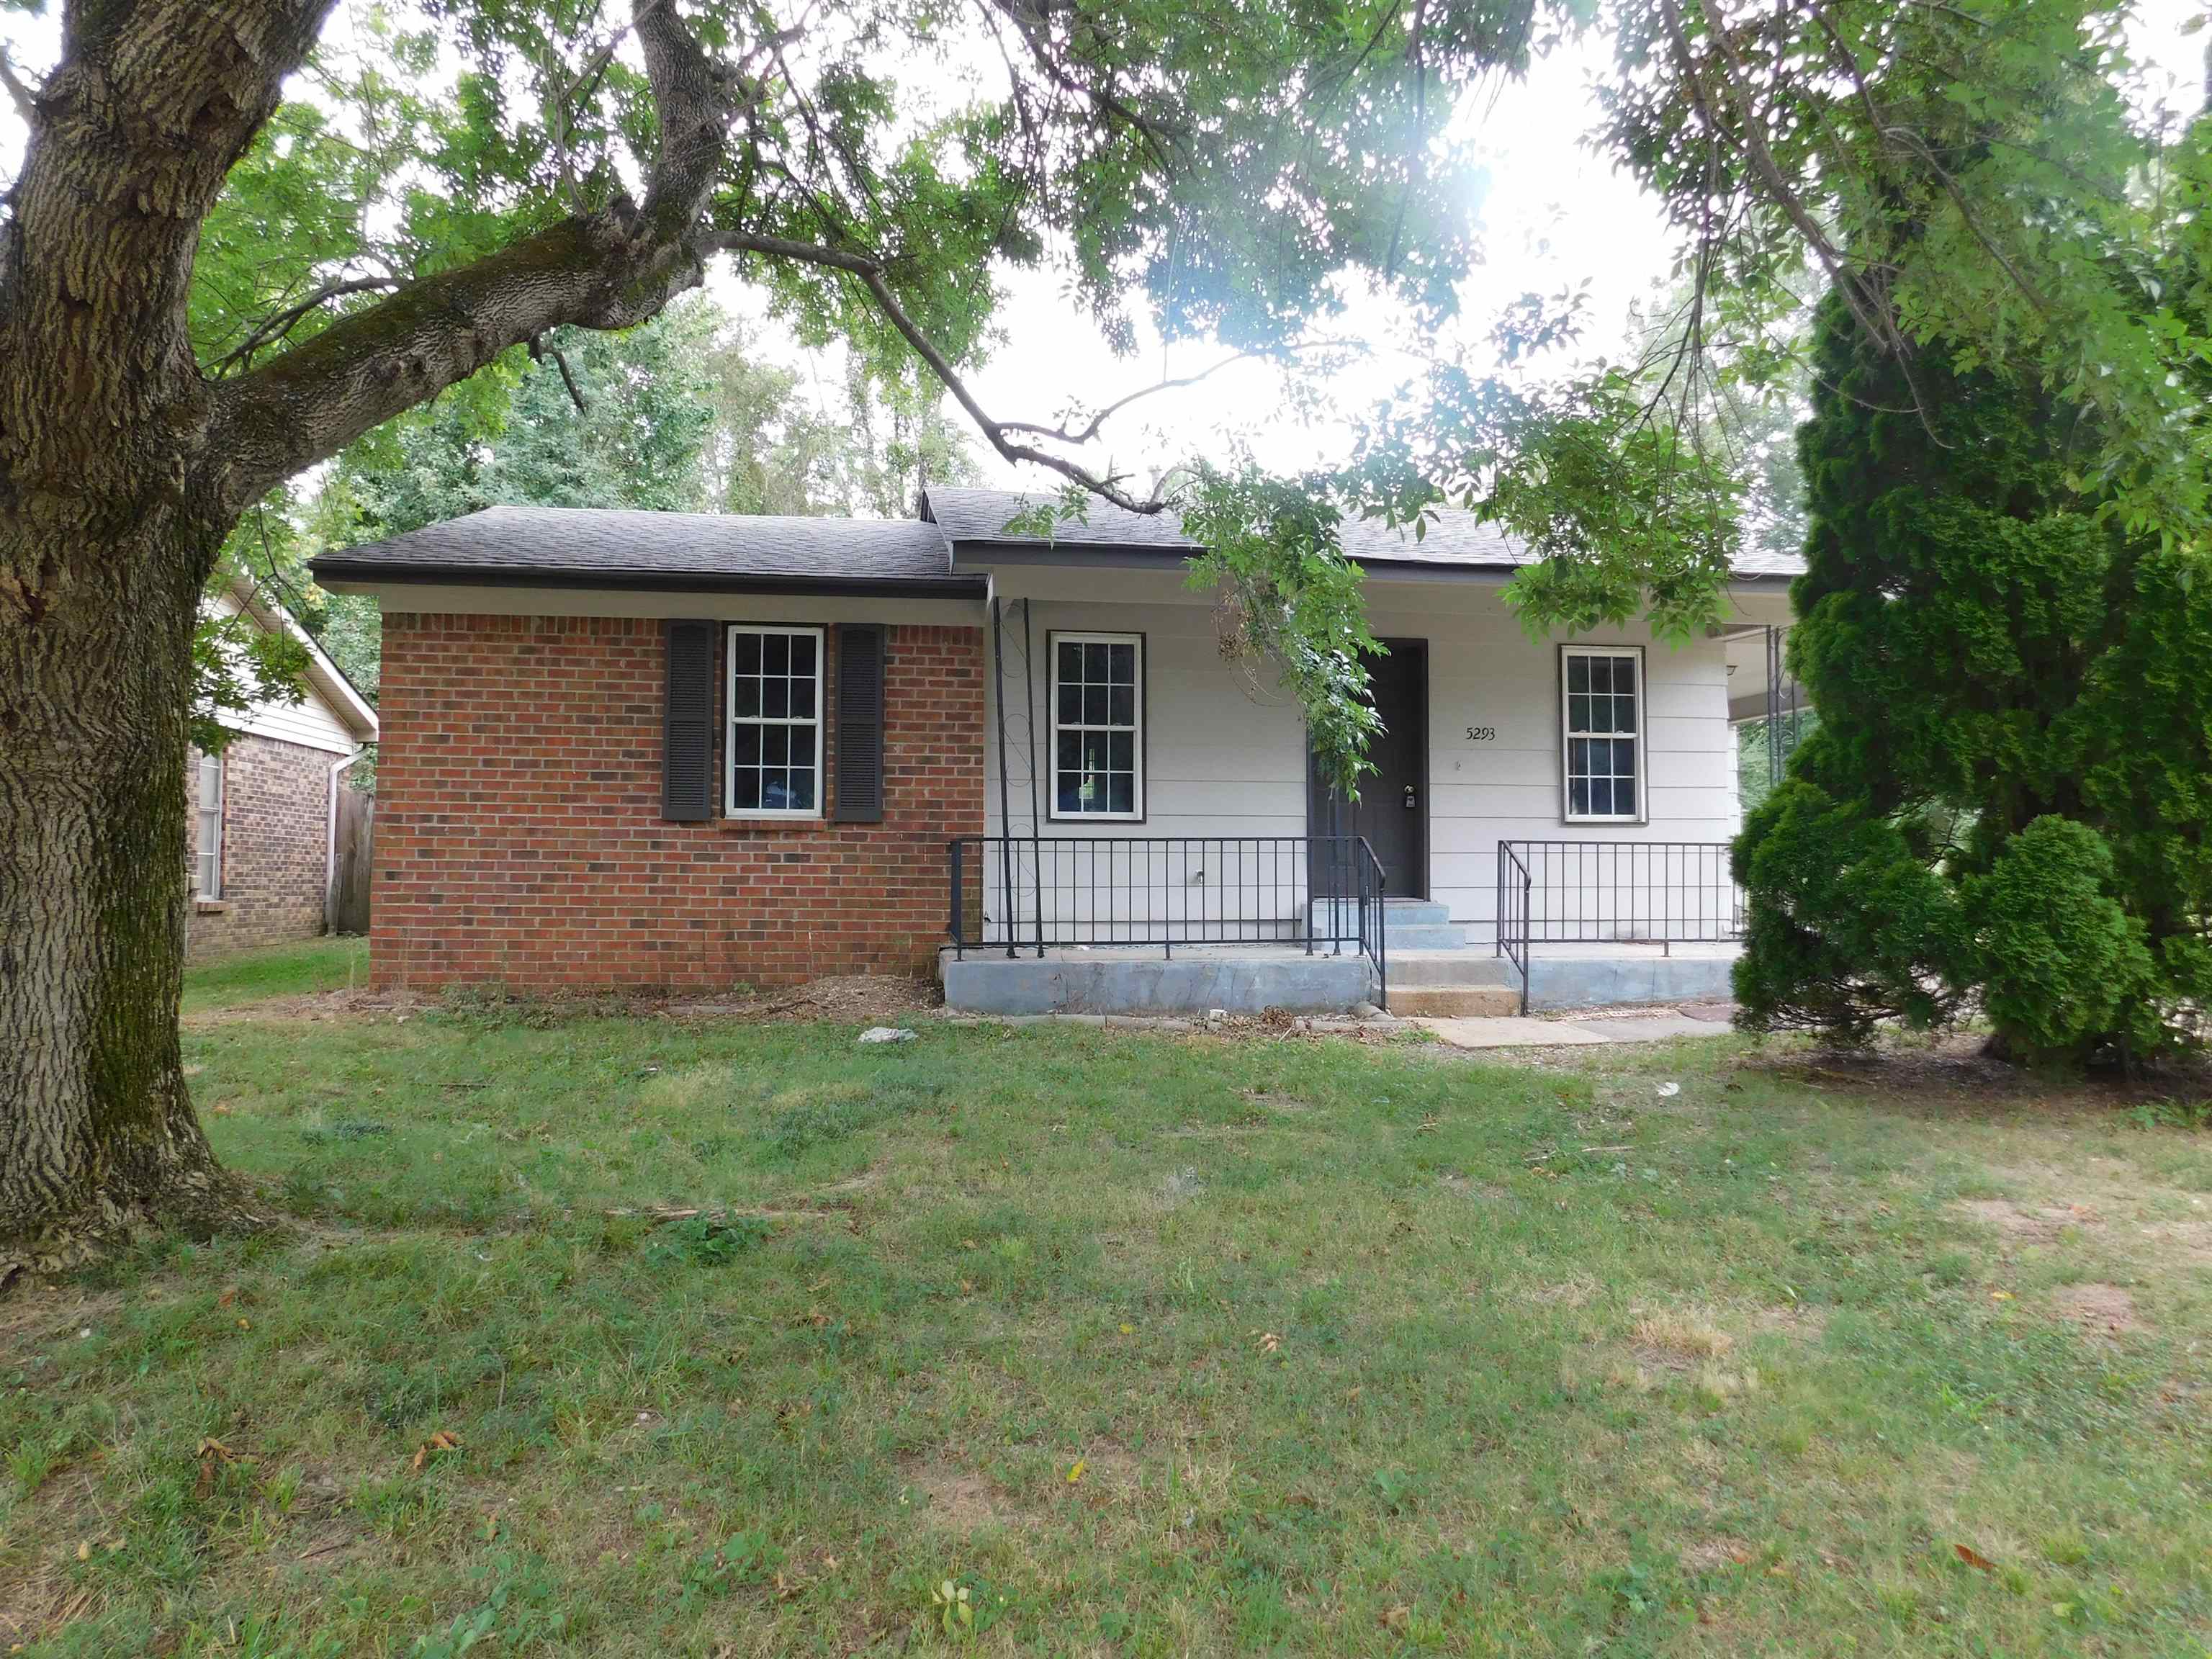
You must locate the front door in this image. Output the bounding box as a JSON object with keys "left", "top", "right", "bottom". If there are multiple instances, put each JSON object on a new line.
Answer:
{"left": 1310, "top": 639, "right": 1426, "bottom": 899}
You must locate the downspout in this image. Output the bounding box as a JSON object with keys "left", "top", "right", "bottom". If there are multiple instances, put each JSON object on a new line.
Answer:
{"left": 990, "top": 596, "right": 1017, "bottom": 958}
{"left": 1023, "top": 598, "right": 1044, "bottom": 960}
{"left": 326, "top": 747, "right": 366, "bottom": 933}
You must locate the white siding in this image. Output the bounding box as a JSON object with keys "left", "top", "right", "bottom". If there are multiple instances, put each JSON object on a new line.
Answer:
{"left": 207, "top": 591, "right": 361, "bottom": 755}
{"left": 980, "top": 570, "right": 1740, "bottom": 943}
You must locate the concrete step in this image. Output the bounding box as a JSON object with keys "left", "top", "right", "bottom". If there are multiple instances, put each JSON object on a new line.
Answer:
{"left": 1309, "top": 896, "right": 1453, "bottom": 930}
{"left": 1381, "top": 922, "right": 1470, "bottom": 950}
{"left": 1388, "top": 984, "right": 1521, "bottom": 1017}
{"left": 1385, "top": 950, "right": 1513, "bottom": 988}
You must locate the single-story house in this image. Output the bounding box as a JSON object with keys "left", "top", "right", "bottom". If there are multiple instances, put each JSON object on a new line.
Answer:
{"left": 187, "top": 576, "right": 380, "bottom": 956}
{"left": 309, "top": 490, "right": 1801, "bottom": 1013}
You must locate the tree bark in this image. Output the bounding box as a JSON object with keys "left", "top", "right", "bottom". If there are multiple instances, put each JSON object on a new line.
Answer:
{"left": 0, "top": 508, "right": 261, "bottom": 1255}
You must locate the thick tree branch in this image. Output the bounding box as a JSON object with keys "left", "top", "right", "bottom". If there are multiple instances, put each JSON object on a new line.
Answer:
{"left": 0, "top": 41, "right": 36, "bottom": 122}
{"left": 207, "top": 275, "right": 400, "bottom": 376}
{"left": 211, "top": 0, "right": 738, "bottom": 511}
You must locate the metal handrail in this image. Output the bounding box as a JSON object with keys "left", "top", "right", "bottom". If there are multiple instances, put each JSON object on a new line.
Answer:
{"left": 947, "top": 834, "right": 1391, "bottom": 1010}
{"left": 1496, "top": 839, "right": 1533, "bottom": 1016}
{"left": 1496, "top": 838, "right": 1742, "bottom": 1017}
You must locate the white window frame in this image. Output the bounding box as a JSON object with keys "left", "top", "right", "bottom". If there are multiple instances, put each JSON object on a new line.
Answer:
{"left": 1048, "top": 630, "right": 1145, "bottom": 822}
{"left": 194, "top": 753, "right": 224, "bottom": 899}
{"left": 1560, "top": 644, "right": 1647, "bottom": 825}
{"left": 724, "top": 624, "right": 826, "bottom": 820}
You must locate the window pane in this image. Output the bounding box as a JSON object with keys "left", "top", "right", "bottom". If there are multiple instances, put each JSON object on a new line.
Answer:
{"left": 789, "top": 632, "right": 815, "bottom": 675}
{"left": 1614, "top": 693, "right": 1637, "bottom": 734}
{"left": 763, "top": 725, "right": 789, "bottom": 765}
{"left": 762, "top": 768, "right": 793, "bottom": 809}
{"left": 1109, "top": 684, "right": 1135, "bottom": 725}
{"left": 1568, "top": 737, "right": 1591, "bottom": 779}
{"left": 1587, "top": 778, "right": 1614, "bottom": 817}
{"left": 1083, "top": 642, "right": 1107, "bottom": 681}
{"left": 1058, "top": 641, "right": 1083, "bottom": 681}
{"left": 732, "top": 676, "right": 760, "bottom": 718}
{"left": 1108, "top": 773, "right": 1134, "bottom": 814}
{"left": 1586, "top": 655, "right": 1612, "bottom": 694}
{"left": 1586, "top": 694, "right": 1614, "bottom": 734}
{"left": 763, "top": 632, "right": 788, "bottom": 675}
{"left": 730, "top": 725, "right": 760, "bottom": 766}
{"left": 763, "top": 677, "right": 788, "bottom": 719}
{"left": 1108, "top": 730, "right": 1134, "bottom": 771}
{"left": 1568, "top": 777, "right": 1590, "bottom": 816}
{"left": 731, "top": 631, "right": 761, "bottom": 674}
{"left": 1057, "top": 732, "right": 1081, "bottom": 770}
{"left": 1082, "top": 731, "right": 1110, "bottom": 774}
{"left": 1058, "top": 683, "right": 1082, "bottom": 723}
{"left": 1084, "top": 685, "right": 1108, "bottom": 725}
{"left": 730, "top": 768, "right": 762, "bottom": 811}
{"left": 1058, "top": 775, "right": 1084, "bottom": 814}
{"left": 789, "top": 677, "right": 815, "bottom": 719}
{"left": 1566, "top": 655, "right": 1588, "bottom": 693}
{"left": 198, "top": 758, "right": 221, "bottom": 811}
{"left": 1109, "top": 642, "right": 1136, "bottom": 683}
{"left": 1567, "top": 693, "right": 1591, "bottom": 735}
{"left": 786, "top": 768, "right": 816, "bottom": 811}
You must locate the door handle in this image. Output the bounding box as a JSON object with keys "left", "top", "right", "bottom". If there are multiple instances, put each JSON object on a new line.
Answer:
{"left": 1402, "top": 784, "right": 1417, "bottom": 810}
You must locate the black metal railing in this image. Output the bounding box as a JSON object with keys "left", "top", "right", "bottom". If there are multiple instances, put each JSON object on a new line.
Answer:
{"left": 1496, "top": 840, "right": 1532, "bottom": 1015}
{"left": 948, "top": 835, "right": 1389, "bottom": 1009}
{"left": 1494, "top": 840, "right": 1742, "bottom": 1015}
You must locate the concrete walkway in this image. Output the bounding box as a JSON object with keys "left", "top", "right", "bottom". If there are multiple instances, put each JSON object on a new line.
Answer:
{"left": 1418, "top": 1007, "right": 1734, "bottom": 1048}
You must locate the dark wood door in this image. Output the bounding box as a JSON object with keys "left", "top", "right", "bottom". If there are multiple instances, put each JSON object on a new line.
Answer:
{"left": 1310, "top": 640, "right": 1426, "bottom": 899}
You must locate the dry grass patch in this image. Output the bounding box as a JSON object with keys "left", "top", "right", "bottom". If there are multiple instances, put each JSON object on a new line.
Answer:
{"left": 2053, "top": 1281, "right": 2144, "bottom": 1341}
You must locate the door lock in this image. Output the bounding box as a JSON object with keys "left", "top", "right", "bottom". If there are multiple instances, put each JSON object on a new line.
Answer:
{"left": 1402, "top": 783, "right": 1417, "bottom": 810}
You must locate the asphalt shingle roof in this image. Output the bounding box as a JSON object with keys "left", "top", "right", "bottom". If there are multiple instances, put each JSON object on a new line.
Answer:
{"left": 310, "top": 493, "right": 1804, "bottom": 589}
{"left": 922, "top": 487, "right": 1804, "bottom": 579}
{"left": 308, "top": 504, "right": 979, "bottom": 590}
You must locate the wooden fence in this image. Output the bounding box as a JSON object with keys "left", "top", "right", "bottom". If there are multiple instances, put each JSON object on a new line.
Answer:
{"left": 331, "top": 788, "right": 374, "bottom": 936}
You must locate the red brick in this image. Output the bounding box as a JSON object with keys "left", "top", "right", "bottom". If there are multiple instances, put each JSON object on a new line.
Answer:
{"left": 370, "top": 615, "right": 986, "bottom": 990}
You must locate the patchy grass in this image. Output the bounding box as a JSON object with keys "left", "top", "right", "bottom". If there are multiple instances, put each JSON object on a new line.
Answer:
{"left": 3, "top": 992, "right": 2209, "bottom": 1655}
{"left": 181, "top": 937, "right": 371, "bottom": 1014}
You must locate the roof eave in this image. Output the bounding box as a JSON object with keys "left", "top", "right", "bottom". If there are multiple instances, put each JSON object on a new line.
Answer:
{"left": 307, "top": 557, "right": 990, "bottom": 601}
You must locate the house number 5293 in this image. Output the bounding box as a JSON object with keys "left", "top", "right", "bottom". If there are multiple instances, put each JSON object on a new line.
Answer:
{"left": 1465, "top": 725, "right": 1496, "bottom": 742}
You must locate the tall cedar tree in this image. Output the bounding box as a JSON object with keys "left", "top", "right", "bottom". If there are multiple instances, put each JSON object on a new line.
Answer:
{"left": 1733, "top": 294, "right": 2212, "bottom": 1063}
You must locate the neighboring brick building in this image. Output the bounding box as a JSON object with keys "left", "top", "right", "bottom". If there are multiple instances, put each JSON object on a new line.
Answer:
{"left": 186, "top": 579, "right": 380, "bottom": 957}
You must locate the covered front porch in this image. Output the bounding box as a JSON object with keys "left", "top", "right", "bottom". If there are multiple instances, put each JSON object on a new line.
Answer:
{"left": 938, "top": 835, "right": 1743, "bottom": 1017}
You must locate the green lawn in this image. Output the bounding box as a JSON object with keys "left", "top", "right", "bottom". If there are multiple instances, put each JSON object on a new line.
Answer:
{"left": 180, "top": 935, "right": 371, "bottom": 1014}
{"left": 3, "top": 953, "right": 2208, "bottom": 1655}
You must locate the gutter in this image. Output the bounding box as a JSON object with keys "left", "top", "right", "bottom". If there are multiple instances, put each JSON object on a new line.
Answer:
{"left": 326, "top": 748, "right": 367, "bottom": 933}
{"left": 305, "top": 558, "right": 990, "bottom": 599}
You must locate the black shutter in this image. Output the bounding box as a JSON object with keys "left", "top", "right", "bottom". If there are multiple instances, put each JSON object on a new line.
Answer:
{"left": 834, "top": 623, "right": 886, "bottom": 823}
{"left": 662, "top": 619, "right": 716, "bottom": 821}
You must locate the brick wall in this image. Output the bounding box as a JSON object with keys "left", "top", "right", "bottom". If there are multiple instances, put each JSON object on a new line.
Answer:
{"left": 186, "top": 733, "right": 333, "bottom": 956}
{"left": 371, "top": 613, "right": 986, "bottom": 990}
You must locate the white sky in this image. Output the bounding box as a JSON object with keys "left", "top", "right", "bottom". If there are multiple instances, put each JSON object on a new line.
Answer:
{"left": 1, "top": 2, "right": 2203, "bottom": 503}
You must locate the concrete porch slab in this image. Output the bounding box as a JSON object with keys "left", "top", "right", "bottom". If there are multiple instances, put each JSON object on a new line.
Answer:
{"left": 1420, "top": 1016, "right": 1610, "bottom": 1048}
{"left": 940, "top": 943, "right": 1374, "bottom": 1016}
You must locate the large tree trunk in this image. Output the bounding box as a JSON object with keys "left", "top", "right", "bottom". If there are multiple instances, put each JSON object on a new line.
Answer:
{"left": 0, "top": 509, "right": 256, "bottom": 1256}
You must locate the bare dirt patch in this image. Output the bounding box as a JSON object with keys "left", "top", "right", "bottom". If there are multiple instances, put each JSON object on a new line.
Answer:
{"left": 1957, "top": 1197, "right": 2102, "bottom": 1246}
{"left": 2053, "top": 1282, "right": 2144, "bottom": 1340}
{"left": 1680, "top": 1535, "right": 1756, "bottom": 1573}
{"left": 901, "top": 1460, "right": 1018, "bottom": 1532}
{"left": 665, "top": 974, "right": 938, "bottom": 1025}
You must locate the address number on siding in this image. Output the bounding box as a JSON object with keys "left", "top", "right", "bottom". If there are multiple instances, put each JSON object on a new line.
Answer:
{"left": 1465, "top": 725, "right": 1496, "bottom": 742}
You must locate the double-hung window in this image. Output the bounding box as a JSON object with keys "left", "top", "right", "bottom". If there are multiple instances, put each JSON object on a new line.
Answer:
{"left": 726, "top": 624, "right": 823, "bottom": 817}
{"left": 194, "top": 754, "right": 224, "bottom": 899}
{"left": 1561, "top": 645, "right": 1645, "bottom": 823}
{"left": 1050, "top": 632, "right": 1143, "bottom": 819}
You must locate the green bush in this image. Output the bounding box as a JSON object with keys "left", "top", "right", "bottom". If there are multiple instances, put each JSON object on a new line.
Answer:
{"left": 1735, "top": 292, "right": 2212, "bottom": 1063}
{"left": 1963, "top": 818, "right": 2158, "bottom": 1065}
